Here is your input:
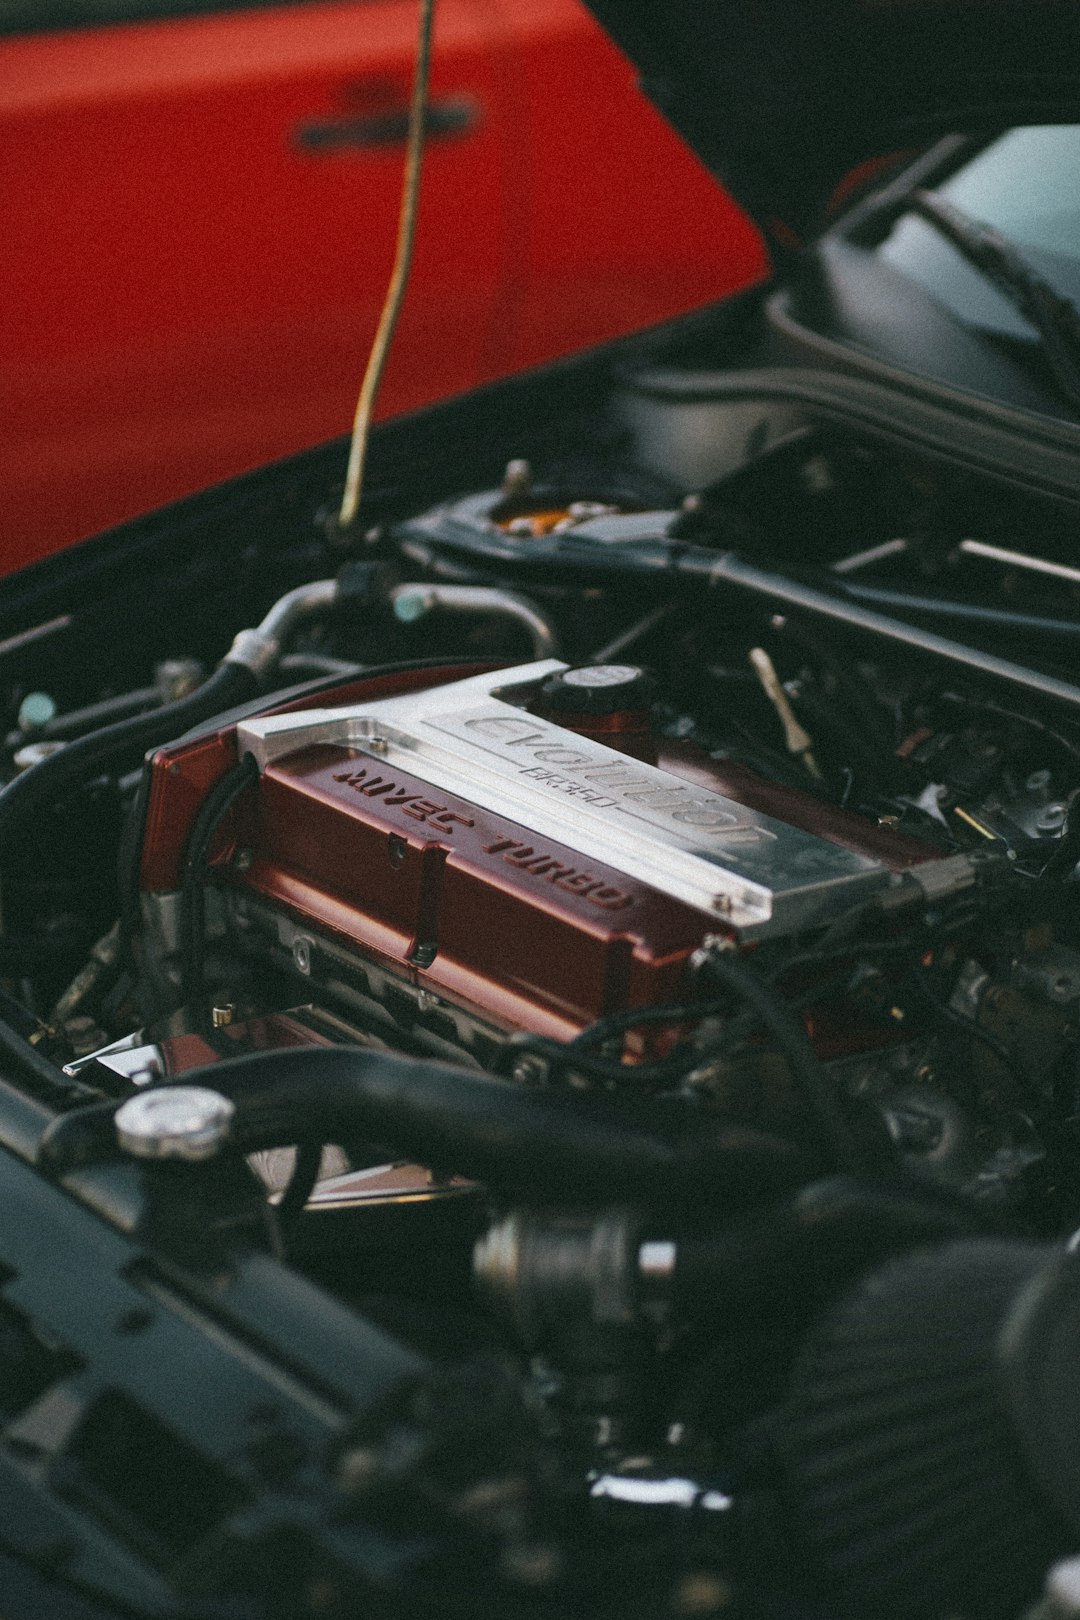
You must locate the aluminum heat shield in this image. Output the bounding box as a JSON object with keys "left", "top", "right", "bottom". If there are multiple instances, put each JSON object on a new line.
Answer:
{"left": 237, "top": 662, "right": 892, "bottom": 938}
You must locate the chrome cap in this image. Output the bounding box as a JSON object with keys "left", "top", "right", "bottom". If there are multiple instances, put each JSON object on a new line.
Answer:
{"left": 114, "top": 1086, "right": 235, "bottom": 1163}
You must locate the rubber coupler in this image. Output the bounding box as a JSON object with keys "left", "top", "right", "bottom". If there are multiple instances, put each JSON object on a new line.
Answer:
{"left": 779, "top": 1240, "right": 1071, "bottom": 1619}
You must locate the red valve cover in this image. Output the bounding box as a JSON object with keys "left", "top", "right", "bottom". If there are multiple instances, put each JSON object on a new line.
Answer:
{"left": 140, "top": 664, "right": 931, "bottom": 1043}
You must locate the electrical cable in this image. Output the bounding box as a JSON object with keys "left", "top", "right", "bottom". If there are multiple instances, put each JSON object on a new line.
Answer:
{"left": 0, "top": 662, "right": 257, "bottom": 866}
{"left": 908, "top": 966, "right": 1041, "bottom": 1112}
{"left": 692, "top": 953, "right": 874, "bottom": 1176}
{"left": 561, "top": 962, "right": 876, "bottom": 1175}
{"left": 178, "top": 755, "right": 259, "bottom": 1010}
{"left": 277, "top": 1139, "right": 325, "bottom": 1223}
{"left": 338, "top": 0, "right": 436, "bottom": 530}
{"left": 1042, "top": 798, "right": 1080, "bottom": 880}
{"left": 937, "top": 692, "right": 1080, "bottom": 771}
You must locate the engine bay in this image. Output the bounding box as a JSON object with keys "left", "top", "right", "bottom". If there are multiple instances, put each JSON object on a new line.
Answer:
{"left": 4, "top": 347, "right": 1080, "bottom": 1618}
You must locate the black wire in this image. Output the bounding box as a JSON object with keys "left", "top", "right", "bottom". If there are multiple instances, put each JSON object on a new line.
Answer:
{"left": 0, "top": 1012, "right": 101, "bottom": 1108}
{"left": 567, "top": 999, "right": 729, "bottom": 1052}
{"left": 937, "top": 692, "right": 1080, "bottom": 773}
{"left": 907, "top": 965, "right": 1041, "bottom": 1112}
{"left": 692, "top": 954, "right": 873, "bottom": 1175}
{"left": 277, "top": 1138, "right": 324, "bottom": 1223}
{"left": 1041, "top": 796, "right": 1080, "bottom": 881}
{"left": 0, "top": 661, "right": 255, "bottom": 866}
{"left": 516, "top": 1033, "right": 704, "bottom": 1089}
{"left": 178, "top": 754, "right": 259, "bottom": 1010}
{"left": 562, "top": 959, "right": 872, "bottom": 1175}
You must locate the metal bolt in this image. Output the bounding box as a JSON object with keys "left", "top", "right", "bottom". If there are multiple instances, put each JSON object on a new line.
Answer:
{"left": 501, "top": 458, "right": 532, "bottom": 497}
{"left": 367, "top": 735, "right": 389, "bottom": 755}
{"left": 672, "top": 1573, "right": 731, "bottom": 1615}
{"left": 337, "top": 1445, "right": 381, "bottom": 1496}
{"left": 292, "top": 936, "right": 313, "bottom": 975}
{"left": 500, "top": 1543, "right": 562, "bottom": 1589}
{"left": 12, "top": 740, "right": 66, "bottom": 772}
{"left": 114, "top": 1087, "right": 235, "bottom": 1162}
{"left": 211, "top": 1003, "right": 236, "bottom": 1029}
{"left": 416, "top": 988, "right": 439, "bottom": 1012}
{"left": 1026, "top": 768, "right": 1052, "bottom": 794}
{"left": 155, "top": 658, "right": 203, "bottom": 703}
{"left": 1038, "top": 802, "right": 1068, "bottom": 832}
{"left": 511, "top": 1054, "right": 549, "bottom": 1086}
{"left": 232, "top": 847, "right": 254, "bottom": 872}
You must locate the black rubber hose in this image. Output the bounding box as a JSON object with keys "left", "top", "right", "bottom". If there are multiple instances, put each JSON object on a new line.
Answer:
{"left": 0, "top": 662, "right": 257, "bottom": 860}
{"left": 3, "top": 685, "right": 161, "bottom": 751}
{"left": 670, "top": 1175, "right": 982, "bottom": 1325}
{"left": 39, "top": 1045, "right": 808, "bottom": 1207}
{"left": 693, "top": 953, "right": 875, "bottom": 1177}
{"left": 277, "top": 1139, "right": 325, "bottom": 1222}
{"left": 178, "top": 754, "right": 260, "bottom": 1009}
{"left": 907, "top": 965, "right": 1040, "bottom": 1112}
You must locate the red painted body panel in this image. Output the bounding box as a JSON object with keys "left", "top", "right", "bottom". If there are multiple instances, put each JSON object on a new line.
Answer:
{"left": 490, "top": 0, "right": 768, "bottom": 376}
{"left": 0, "top": 0, "right": 765, "bottom": 567}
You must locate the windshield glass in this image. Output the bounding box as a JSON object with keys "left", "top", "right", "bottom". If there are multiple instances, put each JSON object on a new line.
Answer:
{"left": 879, "top": 126, "right": 1080, "bottom": 346}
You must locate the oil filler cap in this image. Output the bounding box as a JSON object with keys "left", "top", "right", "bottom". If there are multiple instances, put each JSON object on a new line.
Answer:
{"left": 541, "top": 664, "right": 655, "bottom": 716}
{"left": 115, "top": 1086, "right": 235, "bottom": 1162}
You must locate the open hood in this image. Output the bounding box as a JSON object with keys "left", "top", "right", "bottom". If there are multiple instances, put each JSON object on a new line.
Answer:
{"left": 581, "top": 0, "right": 1080, "bottom": 243}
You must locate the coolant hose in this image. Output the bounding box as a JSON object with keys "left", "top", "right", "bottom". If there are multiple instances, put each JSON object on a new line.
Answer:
{"left": 39, "top": 1044, "right": 807, "bottom": 1206}
{"left": 0, "top": 578, "right": 340, "bottom": 860}
{"left": 0, "top": 662, "right": 258, "bottom": 860}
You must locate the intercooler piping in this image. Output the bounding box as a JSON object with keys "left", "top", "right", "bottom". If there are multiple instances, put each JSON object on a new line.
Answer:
{"left": 38, "top": 1045, "right": 808, "bottom": 1207}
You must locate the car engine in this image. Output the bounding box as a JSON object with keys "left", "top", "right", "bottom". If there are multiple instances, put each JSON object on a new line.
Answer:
{"left": 4, "top": 372, "right": 1080, "bottom": 1620}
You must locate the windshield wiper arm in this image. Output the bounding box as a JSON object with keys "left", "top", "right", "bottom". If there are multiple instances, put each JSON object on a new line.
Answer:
{"left": 909, "top": 187, "right": 1080, "bottom": 411}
